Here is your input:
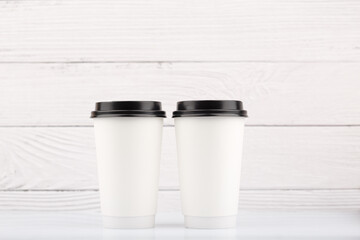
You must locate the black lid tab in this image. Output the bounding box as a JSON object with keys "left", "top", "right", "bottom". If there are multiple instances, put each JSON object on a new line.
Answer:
{"left": 91, "top": 101, "right": 166, "bottom": 118}
{"left": 172, "top": 100, "right": 247, "bottom": 118}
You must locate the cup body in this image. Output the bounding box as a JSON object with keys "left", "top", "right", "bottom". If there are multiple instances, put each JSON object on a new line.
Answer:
{"left": 175, "top": 116, "right": 245, "bottom": 228}
{"left": 94, "top": 117, "right": 163, "bottom": 228}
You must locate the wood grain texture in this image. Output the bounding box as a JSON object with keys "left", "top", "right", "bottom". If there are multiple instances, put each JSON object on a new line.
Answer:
{"left": 0, "top": 62, "right": 359, "bottom": 125}
{"left": 0, "top": 0, "right": 359, "bottom": 62}
{"left": 0, "top": 190, "right": 359, "bottom": 211}
{"left": 0, "top": 0, "right": 358, "bottom": 212}
{"left": 0, "top": 126, "right": 359, "bottom": 190}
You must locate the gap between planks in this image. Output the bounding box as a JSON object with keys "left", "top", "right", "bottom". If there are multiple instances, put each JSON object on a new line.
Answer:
{"left": 2, "top": 60, "right": 360, "bottom": 64}
{"left": 1, "top": 188, "right": 359, "bottom": 192}
{"left": 1, "top": 125, "right": 360, "bottom": 128}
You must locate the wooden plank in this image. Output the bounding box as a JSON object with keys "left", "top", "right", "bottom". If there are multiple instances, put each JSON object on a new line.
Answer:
{"left": 0, "top": 190, "right": 359, "bottom": 211}
{"left": 0, "top": 62, "right": 359, "bottom": 125}
{"left": 0, "top": 126, "right": 359, "bottom": 190}
{"left": 0, "top": 0, "right": 359, "bottom": 62}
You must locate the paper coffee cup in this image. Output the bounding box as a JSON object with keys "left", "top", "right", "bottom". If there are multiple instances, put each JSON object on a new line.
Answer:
{"left": 173, "top": 100, "right": 248, "bottom": 229}
{"left": 91, "top": 101, "right": 166, "bottom": 228}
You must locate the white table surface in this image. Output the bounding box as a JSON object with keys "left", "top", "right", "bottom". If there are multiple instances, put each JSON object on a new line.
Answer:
{"left": 0, "top": 210, "right": 359, "bottom": 239}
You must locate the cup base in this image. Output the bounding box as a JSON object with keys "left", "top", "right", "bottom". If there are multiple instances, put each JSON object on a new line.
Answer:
{"left": 184, "top": 215, "right": 237, "bottom": 229}
{"left": 102, "top": 215, "right": 155, "bottom": 229}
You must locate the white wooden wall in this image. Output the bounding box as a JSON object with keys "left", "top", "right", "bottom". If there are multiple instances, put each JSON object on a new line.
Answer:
{"left": 0, "top": 0, "right": 359, "bottom": 212}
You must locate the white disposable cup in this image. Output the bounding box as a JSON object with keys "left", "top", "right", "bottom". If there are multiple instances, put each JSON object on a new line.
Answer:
{"left": 174, "top": 101, "right": 246, "bottom": 229}
{"left": 93, "top": 116, "right": 163, "bottom": 229}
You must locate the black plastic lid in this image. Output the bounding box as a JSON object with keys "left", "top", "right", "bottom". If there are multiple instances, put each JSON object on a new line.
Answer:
{"left": 172, "top": 100, "right": 247, "bottom": 118}
{"left": 91, "top": 101, "right": 166, "bottom": 118}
